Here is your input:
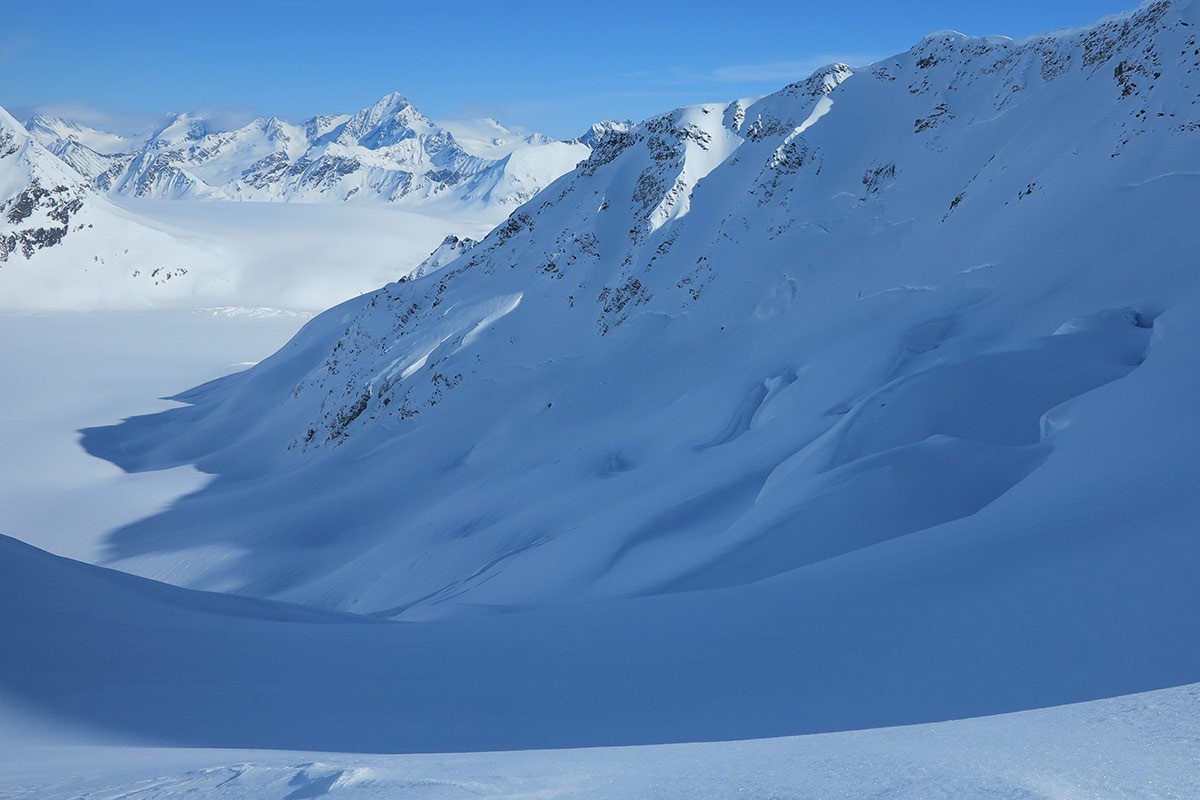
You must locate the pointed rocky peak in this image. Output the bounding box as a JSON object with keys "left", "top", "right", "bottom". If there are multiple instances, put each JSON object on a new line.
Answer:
{"left": 408, "top": 233, "right": 479, "bottom": 279}
{"left": 368, "top": 91, "right": 411, "bottom": 115}
{"left": 334, "top": 92, "right": 447, "bottom": 150}
{"left": 780, "top": 63, "right": 854, "bottom": 98}
{"left": 0, "top": 105, "right": 30, "bottom": 141}
{"left": 574, "top": 120, "right": 635, "bottom": 148}
{"left": 148, "top": 113, "right": 211, "bottom": 149}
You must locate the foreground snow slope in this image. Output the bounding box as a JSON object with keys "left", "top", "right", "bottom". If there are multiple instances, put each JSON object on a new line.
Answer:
{"left": 1, "top": 513, "right": 1197, "bottom": 752}
{"left": 84, "top": 0, "right": 1200, "bottom": 617}
{"left": 3, "top": 682, "right": 1197, "bottom": 799}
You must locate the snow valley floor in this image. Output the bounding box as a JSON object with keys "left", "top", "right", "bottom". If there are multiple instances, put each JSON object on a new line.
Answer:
{"left": 0, "top": 310, "right": 310, "bottom": 561}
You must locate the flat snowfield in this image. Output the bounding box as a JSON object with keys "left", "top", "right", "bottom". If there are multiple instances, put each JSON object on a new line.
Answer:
{"left": 107, "top": 198, "right": 499, "bottom": 311}
{"left": 0, "top": 310, "right": 309, "bottom": 561}
{"left": 1, "top": 683, "right": 1197, "bottom": 799}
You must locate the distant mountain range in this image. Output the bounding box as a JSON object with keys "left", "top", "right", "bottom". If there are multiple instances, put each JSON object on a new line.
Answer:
{"left": 0, "top": 95, "right": 631, "bottom": 308}
{"left": 22, "top": 94, "right": 630, "bottom": 208}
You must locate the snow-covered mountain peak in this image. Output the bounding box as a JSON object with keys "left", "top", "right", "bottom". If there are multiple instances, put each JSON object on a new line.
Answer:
{"left": 333, "top": 91, "right": 443, "bottom": 149}
{"left": 147, "top": 112, "right": 212, "bottom": 149}
{"left": 24, "top": 114, "right": 136, "bottom": 155}
{"left": 0, "top": 106, "right": 89, "bottom": 195}
{"left": 779, "top": 62, "right": 854, "bottom": 98}
{"left": 439, "top": 117, "right": 559, "bottom": 158}
{"left": 575, "top": 119, "right": 635, "bottom": 148}
{"left": 368, "top": 90, "right": 410, "bottom": 114}
{"left": 1, "top": 106, "right": 109, "bottom": 265}
{"left": 0, "top": 105, "right": 29, "bottom": 142}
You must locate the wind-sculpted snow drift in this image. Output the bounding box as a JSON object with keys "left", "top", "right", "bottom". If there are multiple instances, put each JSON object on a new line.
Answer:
{"left": 6, "top": 0, "right": 1198, "bottom": 752}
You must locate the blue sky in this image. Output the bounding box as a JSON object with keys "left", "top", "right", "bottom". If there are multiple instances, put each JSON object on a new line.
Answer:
{"left": 5, "top": 0, "right": 1137, "bottom": 138}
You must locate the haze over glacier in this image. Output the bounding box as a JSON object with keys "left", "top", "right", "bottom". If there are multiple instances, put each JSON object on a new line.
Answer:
{"left": 1, "top": 1, "right": 1199, "bottom": 797}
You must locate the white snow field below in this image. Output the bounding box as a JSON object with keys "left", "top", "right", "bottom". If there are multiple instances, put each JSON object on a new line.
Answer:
{"left": 0, "top": 311, "right": 309, "bottom": 561}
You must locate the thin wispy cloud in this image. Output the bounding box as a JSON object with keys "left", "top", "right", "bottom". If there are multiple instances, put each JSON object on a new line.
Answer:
{"left": 0, "top": 35, "right": 31, "bottom": 64}
{"left": 10, "top": 102, "right": 261, "bottom": 137}
{"left": 597, "top": 54, "right": 882, "bottom": 95}
{"left": 711, "top": 56, "right": 877, "bottom": 83}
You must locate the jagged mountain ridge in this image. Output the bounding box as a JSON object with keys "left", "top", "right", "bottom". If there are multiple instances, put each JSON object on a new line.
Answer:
{"left": 86, "top": 0, "right": 1200, "bottom": 620}
{"left": 0, "top": 107, "right": 91, "bottom": 262}
{"left": 26, "top": 93, "right": 612, "bottom": 209}
{"left": 0, "top": 106, "right": 227, "bottom": 306}
{"left": 0, "top": 103, "right": 502, "bottom": 311}
{"left": 1, "top": 97, "right": 610, "bottom": 309}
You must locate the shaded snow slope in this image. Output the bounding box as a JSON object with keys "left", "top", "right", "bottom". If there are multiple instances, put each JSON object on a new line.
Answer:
{"left": 84, "top": 0, "right": 1200, "bottom": 618}
{"left": 1, "top": 511, "right": 1198, "bottom": 752}
{"left": 3, "top": 682, "right": 1198, "bottom": 798}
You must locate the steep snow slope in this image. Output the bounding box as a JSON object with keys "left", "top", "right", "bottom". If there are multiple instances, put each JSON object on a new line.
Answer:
{"left": 85, "top": 0, "right": 1200, "bottom": 620}
{"left": 28, "top": 94, "right": 591, "bottom": 212}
